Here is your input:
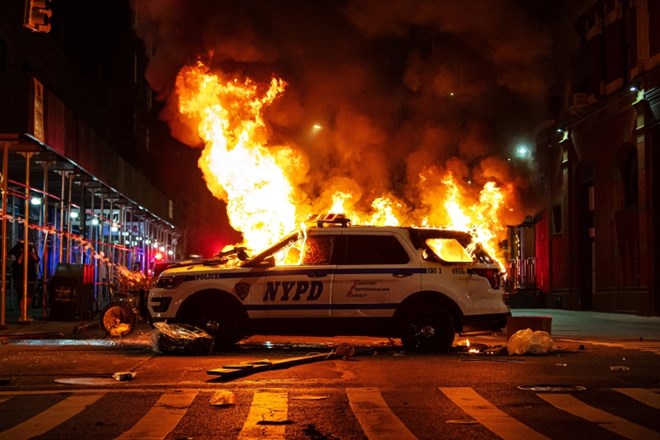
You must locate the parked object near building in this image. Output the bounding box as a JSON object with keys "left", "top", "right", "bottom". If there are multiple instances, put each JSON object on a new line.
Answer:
{"left": 48, "top": 263, "right": 94, "bottom": 321}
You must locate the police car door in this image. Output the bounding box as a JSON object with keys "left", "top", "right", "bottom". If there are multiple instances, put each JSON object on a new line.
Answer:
{"left": 331, "top": 232, "right": 421, "bottom": 319}
{"left": 261, "top": 233, "right": 335, "bottom": 319}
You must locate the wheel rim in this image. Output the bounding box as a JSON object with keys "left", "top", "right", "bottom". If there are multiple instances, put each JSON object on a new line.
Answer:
{"left": 403, "top": 308, "right": 454, "bottom": 351}
{"left": 102, "top": 305, "right": 134, "bottom": 336}
{"left": 202, "top": 318, "right": 220, "bottom": 333}
{"left": 182, "top": 302, "right": 242, "bottom": 348}
{"left": 187, "top": 312, "right": 223, "bottom": 336}
{"left": 410, "top": 318, "right": 439, "bottom": 349}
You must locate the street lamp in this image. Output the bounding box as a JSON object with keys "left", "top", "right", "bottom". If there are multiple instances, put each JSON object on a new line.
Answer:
{"left": 515, "top": 144, "right": 531, "bottom": 159}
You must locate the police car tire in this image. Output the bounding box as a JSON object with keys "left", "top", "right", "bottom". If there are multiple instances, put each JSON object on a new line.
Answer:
{"left": 99, "top": 301, "right": 138, "bottom": 338}
{"left": 400, "top": 306, "right": 455, "bottom": 352}
{"left": 180, "top": 300, "right": 242, "bottom": 350}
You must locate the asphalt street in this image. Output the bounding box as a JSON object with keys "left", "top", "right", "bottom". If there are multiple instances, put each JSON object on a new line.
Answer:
{"left": 1, "top": 307, "right": 659, "bottom": 343}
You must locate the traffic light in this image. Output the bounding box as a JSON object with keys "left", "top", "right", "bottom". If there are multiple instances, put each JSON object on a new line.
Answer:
{"left": 24, "top": 0, "right": 52, "bottom": 33}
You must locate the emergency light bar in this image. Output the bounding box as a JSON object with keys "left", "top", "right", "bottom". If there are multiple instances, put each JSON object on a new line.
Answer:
{"left": 307, "top": 213, "right": 351, "bottom": 228}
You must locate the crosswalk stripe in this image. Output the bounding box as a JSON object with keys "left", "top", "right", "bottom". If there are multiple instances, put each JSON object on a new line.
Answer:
{"left": 238, "top": 390, "right": 288, "bottom": 440}
{"left": 346, "top": 387, "right": 417, "bottom": 440}
{"left": 0, "top": 392, "right": 104, "bottom": 440}
{"left": 115, "top": 390, "right": 198, "bottom": 440}
{"left": 613, "top": 388, "right": 660, "bottom": 410}
{"left": 0, "top": 386, "right": 656, "bottom": 439}
{"left": 538, "top": 393, "right": 659, "bottom": 440}
{"left": 439, "top": 387, "right": 550, "bottom": 440}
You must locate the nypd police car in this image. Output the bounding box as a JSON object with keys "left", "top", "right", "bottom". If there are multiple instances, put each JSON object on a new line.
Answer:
{"left": 147, "top": 215, "right": 510, "bottom": 351}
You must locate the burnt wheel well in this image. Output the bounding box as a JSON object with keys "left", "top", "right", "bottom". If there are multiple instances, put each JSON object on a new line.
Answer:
{"left": 395, "top": 291, "right": 463, "bottom": 332}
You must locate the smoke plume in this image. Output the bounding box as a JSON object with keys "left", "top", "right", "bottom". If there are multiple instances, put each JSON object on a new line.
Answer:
{"left": 132, "top": 0, "right": 554, "bottom": 249}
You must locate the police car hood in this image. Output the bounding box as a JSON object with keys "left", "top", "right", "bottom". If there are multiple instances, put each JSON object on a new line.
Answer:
{"left": 158, "top": 257, "right": 245, "bottom": 276}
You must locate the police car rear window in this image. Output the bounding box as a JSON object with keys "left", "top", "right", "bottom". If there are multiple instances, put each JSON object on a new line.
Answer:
{"left": 341, "top": 235, "right": 410, "bottom": 265}
{"left": 425, "top": 238, "right": 473, "bottom": 263}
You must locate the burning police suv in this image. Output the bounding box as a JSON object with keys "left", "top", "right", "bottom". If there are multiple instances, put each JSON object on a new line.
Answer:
{"left": 147, "top": 215, "right": 510, "bottom": 352}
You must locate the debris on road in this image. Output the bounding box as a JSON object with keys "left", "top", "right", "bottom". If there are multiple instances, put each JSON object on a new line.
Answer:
{"left": 54, "top": 377, "right": 125, "bottom": 386}
{"left": 207, "top": 344, "right": 355, "bottom": 381}
{"left": 210, "top": 390, "right": 236, "bottom": 406}
{"left": 152, "top": 322, "right": 214, "bottom": 355}
{"left": 112, "top": 371, "right": 136, "bottom": 381}
{"left": 507, "top": 328, "right": 556, "bottom": 355}
{"left": 257, "top": 419, "right": 295, "bottom": 425}
{"left": 518, "top": 385, "right": 586, "bottom": 392}
{"left": 453, "top": 340, "right": 507, "bottom": 356}
{"left": 446, "top": 419, "right": 479, "bottom": 425}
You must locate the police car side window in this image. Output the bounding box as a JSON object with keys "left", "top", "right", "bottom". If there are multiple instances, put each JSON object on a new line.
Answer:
{"left": 344, "top": 235, "right": 410, "bottom": 265}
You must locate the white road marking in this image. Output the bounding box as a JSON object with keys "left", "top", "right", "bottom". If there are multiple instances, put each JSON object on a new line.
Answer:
{"left": 613, "top": 388, "right": 660, "bottom": 410}
{"left": 346, "top": 387, "right": 417, "bottom": 440}
{"left": 538, "top": 393, "right": 659, "bottom": 440}
{"left": 238, "top": 390, "right": 288, "bottom": 440}
{"left": 440, "top": 387, "right": 550, "bottom": 440}
{"left": 0, "top": 392, "right": 104, "bottom": 440}
{"left": 115, "top": 390, "right": 198, "bottom": 440}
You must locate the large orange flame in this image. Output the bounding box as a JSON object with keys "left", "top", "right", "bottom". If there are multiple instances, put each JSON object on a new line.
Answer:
{"left": 176, "top": 61, "right": 300, "bottom": 251}
{"left": 174, "top": 60, "right": 512, "bottom": 271}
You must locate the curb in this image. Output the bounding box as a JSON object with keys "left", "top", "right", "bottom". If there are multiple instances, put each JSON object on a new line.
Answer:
{"left": 0, "top": 331, "right": 65, "bottom": 340}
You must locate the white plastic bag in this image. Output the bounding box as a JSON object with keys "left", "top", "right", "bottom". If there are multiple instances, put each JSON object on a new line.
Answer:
{"left": 507, "top": 328, "right": 556, "bottom": 355}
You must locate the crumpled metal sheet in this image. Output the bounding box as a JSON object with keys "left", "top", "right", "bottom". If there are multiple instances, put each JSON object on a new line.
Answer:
{"left": 153, "top": 322, "right": 214, "bottom": 355}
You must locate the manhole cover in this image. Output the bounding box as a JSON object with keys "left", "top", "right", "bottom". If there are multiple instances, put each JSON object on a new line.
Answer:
{"left": 54, "top": 377, "right": 123, "bottom": 386}
{"left": 518, "top": 385, "right": 586, "bottom": 392}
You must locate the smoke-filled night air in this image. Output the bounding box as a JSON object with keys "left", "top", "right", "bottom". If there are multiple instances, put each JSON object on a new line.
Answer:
{"left": 131, "top": 0, "right": 556, "bottom": 259}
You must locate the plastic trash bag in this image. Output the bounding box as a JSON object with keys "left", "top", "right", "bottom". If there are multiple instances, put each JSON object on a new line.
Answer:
{"left": 210, "top": 390, "right": 236, "bottom": 406}
{"left": 507, "top": 328, "right": 556, "bottom": 355}
{"left": 153, "top": 322, "right": 214, "bottom": 355}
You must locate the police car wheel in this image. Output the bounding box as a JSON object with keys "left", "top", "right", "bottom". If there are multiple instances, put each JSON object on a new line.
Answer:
{"left": 400, "top": 306, "right": 455, "bottom": 352}
{"left": 181, "top": 301, "right": 241, "bottom": 349}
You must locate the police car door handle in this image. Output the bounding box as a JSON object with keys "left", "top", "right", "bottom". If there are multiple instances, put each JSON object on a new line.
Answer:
{"left": 307, "top": 271, "right": 327, "bottom": 278}
{"left": 392, "top": 271, "right": 413, "bottom": 278}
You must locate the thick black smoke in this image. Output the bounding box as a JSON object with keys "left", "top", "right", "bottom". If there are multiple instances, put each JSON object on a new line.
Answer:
{"left": 132, "top": 0, "right": 556, "bottom": 249}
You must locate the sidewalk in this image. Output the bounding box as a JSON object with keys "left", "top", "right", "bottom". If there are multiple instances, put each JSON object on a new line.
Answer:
{"left": 0, "top": 306, "right": 101, "bottom": 340}
{"left": 1, "top": 307, "right": 659, "bottom": 342}
{"left": 512, "top": 308, "right": 660, "bottom": 340}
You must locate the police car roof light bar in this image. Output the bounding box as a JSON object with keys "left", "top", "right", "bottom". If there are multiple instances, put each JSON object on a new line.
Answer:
{"left": 307, "top": 213, "right": 351, "bottom": 228}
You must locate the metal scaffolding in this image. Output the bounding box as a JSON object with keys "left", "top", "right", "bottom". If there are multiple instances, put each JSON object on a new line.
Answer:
{"left": 1, "top": 138, "right": 180, "bottom": 326}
